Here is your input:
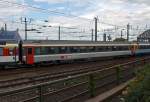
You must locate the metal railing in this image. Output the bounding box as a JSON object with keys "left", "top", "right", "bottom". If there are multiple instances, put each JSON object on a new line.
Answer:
{"left": 0, "top": 57, "right": 149, "bottom": 102}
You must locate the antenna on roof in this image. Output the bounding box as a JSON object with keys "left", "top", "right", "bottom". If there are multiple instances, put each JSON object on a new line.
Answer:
{"left": 4, "top": 24, "right": 7, "bottom": 31}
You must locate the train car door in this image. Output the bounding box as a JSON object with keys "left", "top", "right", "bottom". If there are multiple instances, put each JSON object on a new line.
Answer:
{"left": 26, "top": 47, "right": 34, "bottom": 64}
{"left": 3, "top": 47, "right": 9, "bottom": 56}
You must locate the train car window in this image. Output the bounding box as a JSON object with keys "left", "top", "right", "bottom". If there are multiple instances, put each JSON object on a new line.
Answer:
{"left": 79, "top": 46, "right": 87, "bottom": 53}
{"left": 59, "top": 47, "right": 67, "bottom": 54}
{"left": 112, "top": 46, "right": 117, "bottom": 51}
{"left": 53, "top": 47, "right": 59, "bottom": 54}
{"left": 49, "top": 47, "right": 55, "bottom": 54}
{"left": 0, "top": 48, "right": 2, "bottom": 56}
{"left": 140, "top": 45, "right": 146, "bottom": 49}
{"left": 35, "top": 47, "right": 41, "bottom": 55}
{"left": 40, "top": 47, "right": 55, "bottom": 55}
{"left": 142, "top": 45, "right": 145, "bottom": 49}
{"left": 28, "top": 48, "right": 32, "bottom": 54}
{"left": 120, "top": 46, "right": 128, "bottom": 51}
{"left": 70, "top": 47, "right": 78, "bottom": 53}
{"left": 88, "top": 46, "right": 95, "bottom": 52}
{"left": 9, "top": 48, "right": 14, "bottom": 55}
{"left": 44, "top": 47, "right": 50, "bottom": 54}
{"left": 103, "top": 46, "right": 108, "bottom": 51}
{"left": 65, "top": 47, "right": 70, "bottom": 53}
{"left": 117, "top": 46, "right": 123, "bottom": 51}
{"left": 41, "top": 47, "right": 45, "bottom": 55}
{"left": 114, "top": 46, "right": 118, "bottom": 51}
{"left": 139, "top": 46, "right": 143, "bottom": 49}
{"left": 96, "top": 46, "right": 103, "bottom": 52}
{"left": 23, "top": 48, "right": 25, "bottom": 56}
{"left": 103, "top": 46, "right": 107, "bottom": 51}
{"left": 125, "top": 46, "right": 129, "bottom": 50}
{"left": 146, "top": 45, "right": 149, "bottom": 49}
{"left": 107, "top": 46, "right": 112, "bottom": 51}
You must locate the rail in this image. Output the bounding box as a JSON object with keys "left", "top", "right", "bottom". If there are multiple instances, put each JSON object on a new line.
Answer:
{"left": 0, "top": 57, "right": 149, "bottom": 102}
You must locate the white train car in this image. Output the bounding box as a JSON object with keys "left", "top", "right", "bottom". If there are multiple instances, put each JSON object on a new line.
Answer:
{"left": 0, "top": 40, "right": 150, "bottom": 66}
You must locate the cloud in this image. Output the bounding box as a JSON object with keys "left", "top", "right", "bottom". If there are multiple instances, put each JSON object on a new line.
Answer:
{"left": 34, "top": 0, "right": 66, "bottom": 3}
{"left": 0, "top": 0, "right": 28, "bottom": 17}
{"left": 1, "top": 0, "right": 150, "bottom": 40}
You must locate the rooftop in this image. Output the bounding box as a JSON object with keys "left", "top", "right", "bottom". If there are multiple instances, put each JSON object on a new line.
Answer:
{"left": 0, "top": 28, "right": 22, "bottom": 43}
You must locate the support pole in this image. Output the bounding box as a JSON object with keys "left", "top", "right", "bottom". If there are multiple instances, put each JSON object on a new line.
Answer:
{"left": 18, "top": 40, "right": 23, "bottom": 63}
{"left": 94, "top": 17, "right": 98, "bottom": 41}
{"left": 25, "top": 18, "right": 27, "bottom": 41}
{"left": 21, "top": 17, "right": 32, "bottom": 41}
{"left": 58, "top": 26, "right": 60, "bottom": 40}
{"left": 127, "top": 23, "right": 130, "bottom": 41}
{"left": 121, "top": 30, "right": 123, "bottom": 38}
{"left": 4, "top": 23, "right": 7, "bottom": 31}
{"left": 116, "top": 66, "right": 121, "bottom": 85}
{"left": 38, "top": 86, "right": 43, "bottom": 102}
{"left": 89, "top": 74, "right": 95, "bottom": 97}
{"left": 91, "top": 29, "right": 94, "bottom": 41}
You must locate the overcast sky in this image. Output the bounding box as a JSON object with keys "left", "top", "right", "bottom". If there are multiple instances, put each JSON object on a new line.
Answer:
{"left": 0, "top": 0, "right": 149, "bottom": 40}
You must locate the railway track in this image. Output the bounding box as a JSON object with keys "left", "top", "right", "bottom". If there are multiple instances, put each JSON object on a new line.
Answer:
{"left": 0, "top": 56, "right": 147, "bottom": 91}
{"left": 0, "top": 56, "right": 149, "bottom": 102}
{"left": 0, "top": 55, "right": 150, "bottom": 102}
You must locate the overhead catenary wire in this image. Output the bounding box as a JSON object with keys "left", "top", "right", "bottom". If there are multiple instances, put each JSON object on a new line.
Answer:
{"left": 0, "top": 0, "right": 126, "bottom": 28}
{"left": 0, "top": 0, "right": 93, "bottom": 22}
{"left": 0, "top": 0, "right": 147, "bottom": 41}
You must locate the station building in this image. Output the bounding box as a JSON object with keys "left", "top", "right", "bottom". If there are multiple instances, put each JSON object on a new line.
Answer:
{"left": 137, "top": 29, "right": 150, "bottom": 43}
{"left": 0, "top": 28, "right": 22, "bottom": 44}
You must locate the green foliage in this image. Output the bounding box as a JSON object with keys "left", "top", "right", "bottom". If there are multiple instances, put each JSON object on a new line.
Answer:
{"left": 124, "top": 65, "right": 150, "bottom": 102}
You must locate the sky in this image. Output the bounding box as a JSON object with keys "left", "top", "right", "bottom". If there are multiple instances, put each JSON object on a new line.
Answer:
{"left": 0, "top": 0, "right": 150, "bottom": 40}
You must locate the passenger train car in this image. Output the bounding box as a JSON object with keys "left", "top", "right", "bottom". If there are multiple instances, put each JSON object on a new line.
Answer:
{"left": 0, "top": 40, "right": 150, "bottom": 66}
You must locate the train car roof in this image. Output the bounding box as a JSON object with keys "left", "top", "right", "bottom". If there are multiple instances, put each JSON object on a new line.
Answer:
{"left": 0, "top": 40, "right": 150, "bottom": 47}
{"left": 22, "top": 40, "right": 150, "bottom": 47}
{"left": 23, "top": 44, "right": 131, "bottom": 47}
{"left": 23, "top": 40, "right": 132, "bottom": 44}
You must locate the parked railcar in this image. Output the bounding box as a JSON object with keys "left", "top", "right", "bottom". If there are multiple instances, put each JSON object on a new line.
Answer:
{"left": 0, "top": 41, "right": 150, "bottom": 67}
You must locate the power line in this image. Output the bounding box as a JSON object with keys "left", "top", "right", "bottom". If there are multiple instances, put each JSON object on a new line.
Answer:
{"left": 0, "top": 0, "right": 126, "bottom": 31}
{"left": 0, "top": 0, "right": 92, "bottom": 21}
{"left": 0, "top": 17, "right": 83, "bottom": 30}
{"left": 97, "top": 19, "right": 125, "bottom": 28}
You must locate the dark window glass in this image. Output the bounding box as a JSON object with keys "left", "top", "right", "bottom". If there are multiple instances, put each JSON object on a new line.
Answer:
{"left": 96, "top": 46, "right": 103, "bottom": 52}
{"left": 0, "top": 48, "right": 2, "bottom": 56}
{"left": 23, "top": 48, "right": 25, "bottom": 56}
{"left": 35, "top": 47, "right": 41, "bottom": 55}
{"left": 41, "top": 47, "right": 45, "bottom": 54}
{"left": 70, "top": 47, "right": 78, "bottom": 53}
{"left": 79, "top": 47, "right": 87, "bottom": 53}
{"left": 45, "top": 47, "right": 57, "bottom": 54}
{"left": 112, "top": 46, "right": 117, "bottom": 51}
{"left": 117, "top": 46, "right": 123, "bottom": 51}
{"left": 88, "top": 46, "right": 95, "bottom": 52}
{"left": 107, "top": 46, "right": 112, "bottom": 51}
{"left": 103, "top": 46, "right": 108, "bottom": 51}
{"left": 59, "top": 47, "right": 68, "bottom": 54}
{"left": 50, "top": 47, "right": 57, "bottom": 54}
{"left": 28, "top": 48, "right": 32, "bottom": 54}
{"left": 124, "top": 46, "right": 128, "bottom": 50}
